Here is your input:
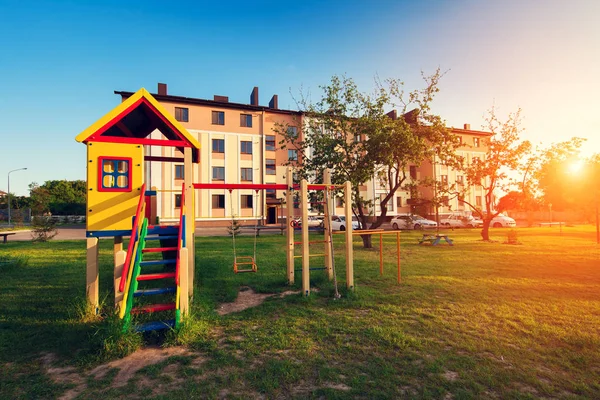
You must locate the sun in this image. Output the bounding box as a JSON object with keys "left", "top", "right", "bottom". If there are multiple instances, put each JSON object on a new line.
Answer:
{"left": 568, "top": 159, "right": 584, "bottom": 174}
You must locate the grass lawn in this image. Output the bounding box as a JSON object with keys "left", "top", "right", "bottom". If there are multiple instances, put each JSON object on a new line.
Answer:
{"left": 0, "top": 226, "right": 599, "bottom": 399}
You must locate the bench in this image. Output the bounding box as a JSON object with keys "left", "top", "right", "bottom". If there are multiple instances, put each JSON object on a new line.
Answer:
{"left": 539, "top": 222, "right": 564, "bottom": 227}
{"left": 0, "top": 232, "right": 16, "bottom": 243}
{"left": 240, "top": 226, "right": 285, "bottom": 236}
{"left": 419, "top": 234, "right": 453, "bottom": 246}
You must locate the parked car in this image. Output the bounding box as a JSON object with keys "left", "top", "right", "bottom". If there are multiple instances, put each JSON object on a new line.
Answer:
{"left": 391, "top": 214, "right": 437, "bottom": 230}
{"left": 440, "top": 214, "right": 482, "bottom": 228}
{"left": 489, "top": 213, "right": 516, "bottom": 228}
{"left": 306, "top": 216, "right": 323, "bottom": 227}
{"left": 330, "top": 215, "right": 360, "bottom": 231}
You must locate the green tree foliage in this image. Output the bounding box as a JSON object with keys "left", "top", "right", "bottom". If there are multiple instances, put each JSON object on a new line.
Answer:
{"left": 457, "top": 107, "right": 531, "bottom": 241}
{"left": 277, "top": 71, "right": 457, "bottom": 247}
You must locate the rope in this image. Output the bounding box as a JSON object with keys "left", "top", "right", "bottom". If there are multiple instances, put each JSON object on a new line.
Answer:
{"left": 325, "top": 187, "right": 341, "bottom": 299}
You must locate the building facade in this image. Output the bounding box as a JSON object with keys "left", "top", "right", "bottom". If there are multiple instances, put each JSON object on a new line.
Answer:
{"left": 115, "top": 84, "right": 491, "bottom": 226}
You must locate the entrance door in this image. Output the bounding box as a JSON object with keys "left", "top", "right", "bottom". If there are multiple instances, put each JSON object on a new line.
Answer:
{"left": 267, "top": 206, "right": 277, "bottom": 225}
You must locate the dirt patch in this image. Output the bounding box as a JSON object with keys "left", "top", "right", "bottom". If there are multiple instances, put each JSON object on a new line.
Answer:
{"left": 322, "top": 382, "right": 351, "bottom": 391}
{"left": 40, "top": 353, "right": 87, "bottom": 400}
{"left": 443, "top": 371, "right": 459, "bottom": 382}
{"left": 90, "top": 346, "right": 192, "bottom": 387}
{"left": 217, "top": 287, "right": 273, "bottom": 315}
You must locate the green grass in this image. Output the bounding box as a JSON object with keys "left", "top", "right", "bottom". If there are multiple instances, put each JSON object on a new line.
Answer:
{"left": 1, "top": 226, "right": 599, "bottom": 398}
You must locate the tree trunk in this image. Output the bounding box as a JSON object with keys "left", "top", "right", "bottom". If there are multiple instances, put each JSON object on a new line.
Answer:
{"left": 361, "top": 234, "right": 372, "bottom": 248}
{"left": 481, "top": 220, "right": 491, "bottom": 241}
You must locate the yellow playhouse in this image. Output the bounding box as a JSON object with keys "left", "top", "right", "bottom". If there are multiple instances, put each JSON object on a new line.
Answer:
{"left": 75, "top": 88, "right": 199, "bottom": 332}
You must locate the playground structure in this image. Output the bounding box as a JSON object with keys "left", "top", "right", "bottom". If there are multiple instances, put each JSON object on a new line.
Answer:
{"left": 76, "top": 88, "right": 356, "bottom": 332}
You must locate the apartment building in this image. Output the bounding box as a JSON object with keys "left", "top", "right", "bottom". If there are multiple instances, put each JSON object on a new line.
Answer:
{"left": 115, "top": 84, "right": 303, "bottom": 226}
{"left": 367, "top": 123, "right": 492, "bottom": 219}
{"left": 114, "top": 83, "right": 491, "bottom": 226}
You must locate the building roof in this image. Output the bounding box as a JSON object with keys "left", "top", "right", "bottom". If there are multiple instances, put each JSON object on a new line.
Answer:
{"left": 0, "top": 190, "right": 7, "bottom": 197}
{"left": 114, "top": 91, "right": 302, "bottom": 116}
{"left": 449, "top": 126, "right": 492, "bottom": 137}
{"left": 76, "top": 88, "right": 201, "bottom": 162}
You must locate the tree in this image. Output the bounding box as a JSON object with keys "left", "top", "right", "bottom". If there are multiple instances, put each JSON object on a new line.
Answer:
{"left": 533, "top": 137, "right": 586, "bottom": 211}
{"left": 457, "top": 107, "right": 531, "bottom": 241}
{"left": 277, "top": 71, "right": 458, "bottom": 247}
{"left": 29, "top": 182, "right": 58, "bottom": 242}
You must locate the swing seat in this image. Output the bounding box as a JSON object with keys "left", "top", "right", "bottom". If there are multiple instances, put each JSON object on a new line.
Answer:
{"left": 234, "top": 256, "right": 257, "bottom": 273}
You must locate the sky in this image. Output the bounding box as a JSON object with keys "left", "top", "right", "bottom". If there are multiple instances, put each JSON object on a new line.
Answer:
{"left": 0, "top": 0, "right": 598, "bottom": 195}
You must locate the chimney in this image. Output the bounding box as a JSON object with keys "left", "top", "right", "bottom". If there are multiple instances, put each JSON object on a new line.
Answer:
{"left": 269, "top": 94, "right": 278, "bottom": 109}
{"left": 464, "top": 123, "right": 471, "bottom": 130}
{"left": 250, "top": 87, "right": 259, "bottom": 105}
{"left": 213, "top": 95, "right": 229, "bottom": 103}
{"left": 157, "top": 83, "right": 167, "bottom": 96}
{"left": 386, "top": 110, "right": 397, "bottom": 120}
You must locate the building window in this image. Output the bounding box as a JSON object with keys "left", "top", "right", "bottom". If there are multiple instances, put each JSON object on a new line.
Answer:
{"left": 241, "top": 168, "right": 252, "bottom": 181}
{"left": 336, "top": 197, "right": 343, "bottom": 207}
{"left": 240, "top": 114, "right": 252, "bottom": 128}
{"left": 212, "top": 194, "right": 225, "bottom": 209}
{"left": 266, "top": 135, "right": 276, "bottom": 151}
{"left": 241, "top": 194, "right": 253, "bottom": 209}
{"left": 456, "top": 175, "right": 464, "bottom": 185}
{"left": 212, "top": 166, "right": 225, "bottom": 181}
{"left": 175, "top": 107, "right": 189, "bottom": 122}
{"left": 396, "top": 197, "right": 402, "bottom": 208}
{"left": 212, "top": 139, "right": 225, "bottom": 153}
{"left": 288, "top": 149, "right": 298, "bottom": 161}
{"left": 475, "top": 196, "right": 482, "bottom": 206}
{"left": 409, "top": 165, "right": 417, "bottom": 180}
{"left": 212, "top": 111, "right": 225, "bottom": 125}
{"left": 175, "top": 165, "right": 184, "bottom": 180}
{"left": 266, "top": 159, "right": 276, "bottom": 175}
{"left": 174, "top": 194, "right": 182, "bottom": 208}
{"left": 266, "top": 189, "right": 276, "bottom": 199}
{"left": 287, "top": 126, "right": 298, "bottom": 138}
{"left": 98, "top": 157, "right": 131, "bottom": 192}
{"left": 354, "top": 133, "right": 361, "bottom": 143}
{"left": 440, "top": 175, "right": 448, "bottom": 184}
{"left": 241, "top": 141, "right": 252, "bottom": 154}
{"left": 473, "top": 137, "right": 480, "bottom": 147}
{"left": 458, "top": 136, "right": 463, "bottom": 145}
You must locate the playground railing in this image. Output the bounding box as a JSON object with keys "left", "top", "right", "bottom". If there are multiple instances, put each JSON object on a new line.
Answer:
{"left": 119, "top": 183, "right": 147, "bottom": 293}
{"left": 176, "top": 183, "right": 185, "bottom": 285}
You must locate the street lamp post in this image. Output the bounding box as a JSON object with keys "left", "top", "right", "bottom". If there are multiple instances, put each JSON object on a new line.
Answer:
{"left": 7, "top": 168, "right": 27, "bottom": 227}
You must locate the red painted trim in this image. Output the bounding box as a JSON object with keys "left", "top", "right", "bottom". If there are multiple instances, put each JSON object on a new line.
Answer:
{"left": 137, "top": 272, "right": 176, "bottom": 281}
{"left": 92, "top": 136, "right": 189, "bottom": 147}
{"left": 97, "top": 156, "right": 132, "bottom": 192}
{"left": 144, "top": 156, "right": 185, "bottom": 163}
{"left": 88, "top": 98, "right": 145, "bottom": 141}
{"left": 142, "top": 247, "right": 178, "bottom": 253}
{"left": 131, "top": 303, "right": 176, "bottom": 314}
{"left": 192, "top": 183, "right": 337, "bottom": 191}
{"left": 140, "top": 98, "right": 193, "bottom": 144}
{"left": 194, "top": 183, "right": 288, "bottom": 190}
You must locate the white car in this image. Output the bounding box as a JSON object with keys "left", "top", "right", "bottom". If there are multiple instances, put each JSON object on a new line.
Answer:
{"left": 440, "top": 214, "right": 482, "bottom": 228}
{"left": 489, "top": 213, "right": 516, "bottom": 228}
{"left": 391, "top": 214, "right": 437, "bottom": 230}
{"left": 331, "top": 215, "right": 360, "bottom": 231}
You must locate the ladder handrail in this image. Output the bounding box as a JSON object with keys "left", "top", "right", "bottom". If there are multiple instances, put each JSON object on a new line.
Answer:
{"left": 175, "top": 182, "right": 185, "bottom": 285}
{"left": 119, "top": 183, "right": 147, "bottom": 293}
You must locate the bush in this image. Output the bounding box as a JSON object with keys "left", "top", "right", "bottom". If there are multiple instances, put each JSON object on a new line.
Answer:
{"left": 227, "top": 217, "right": 241, "bottom": 237}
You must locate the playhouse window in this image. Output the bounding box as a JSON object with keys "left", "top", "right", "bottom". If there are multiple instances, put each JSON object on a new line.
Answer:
{"left": 98, "top": 157, "right": 131, "bottom": 192}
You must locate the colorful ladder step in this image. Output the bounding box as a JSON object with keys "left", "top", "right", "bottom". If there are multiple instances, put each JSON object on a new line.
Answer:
{"left": 139, "top": 259, "right": 177, "bottom": 267}
{"left": 134, "top": 319, "right": 176, "bottom": 333}
{"left": 137, "top": 272, "right": 176, "bottom": 281}
{"left": 133, "top": 286, "right": 177, "bottom": 297}
{"left": 131, "top": 303, "right": 176, "bottom": 314}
